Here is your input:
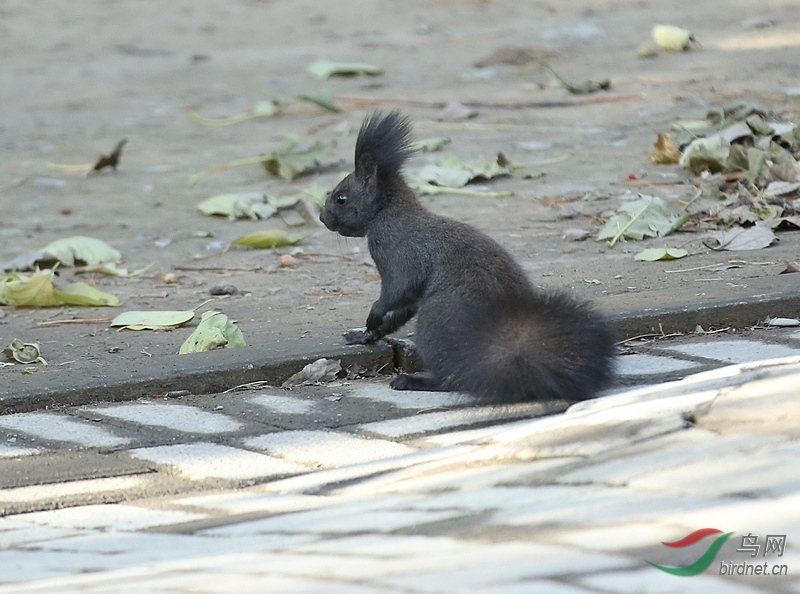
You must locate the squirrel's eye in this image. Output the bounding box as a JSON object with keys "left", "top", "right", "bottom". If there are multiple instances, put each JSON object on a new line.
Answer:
{"left": 335, "top": 193, "right": 347, "bottom": 205}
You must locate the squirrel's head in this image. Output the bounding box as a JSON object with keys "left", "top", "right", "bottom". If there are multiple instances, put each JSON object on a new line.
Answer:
{"left": 319, "top": 155, "right": 382, "bottom": 238}
{"left": 320, "top": 111, "right": 415, "bottom": 237}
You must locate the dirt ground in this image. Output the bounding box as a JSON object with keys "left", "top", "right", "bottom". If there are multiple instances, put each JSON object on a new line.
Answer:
{"left": 1, "top": 0, "right": 799, "bottom": 389}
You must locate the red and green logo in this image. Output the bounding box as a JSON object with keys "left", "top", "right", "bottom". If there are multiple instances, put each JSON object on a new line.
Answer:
{"left": 648, "top": 528, "right": 734, "bottom": 576}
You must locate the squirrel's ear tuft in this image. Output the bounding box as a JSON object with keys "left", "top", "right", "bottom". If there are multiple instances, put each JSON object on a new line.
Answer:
{"left": 356, "top": 152, "right": 378, "bottom": 182}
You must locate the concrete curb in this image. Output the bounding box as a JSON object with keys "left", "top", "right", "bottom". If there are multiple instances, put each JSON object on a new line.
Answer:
{"left": 3, "top": 281, "right": 799, "bottom": 414}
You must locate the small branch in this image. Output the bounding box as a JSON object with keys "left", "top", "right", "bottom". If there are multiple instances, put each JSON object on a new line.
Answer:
{"left": 334, "top": 93, "right": 644, "bottom": 110}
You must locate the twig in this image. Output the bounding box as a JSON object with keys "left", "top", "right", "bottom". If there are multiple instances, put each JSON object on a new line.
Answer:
{"left": 617, "top": 331, "right": 683, "bottom": 345}
{"left": 188, "top": 155, "right": 273, "bottom": 188}
{"left": 37, "top": 316, "right": 114, "bottom": 326}
{"left": 174, "top": 265, "right": 265, "bottom": 272}
{"left": 223, "top": 380, "right": 275, "bottom": 393}
{"left": 334, "top": 93, "right": 644, "bottom": 110}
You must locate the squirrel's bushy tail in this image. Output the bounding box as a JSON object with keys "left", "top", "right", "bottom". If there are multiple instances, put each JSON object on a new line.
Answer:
{"left": 356, "top": 111, "right": 416, "bottom": 174}
{"left": 416, "top": 291, "right": 616, "bottom": 403}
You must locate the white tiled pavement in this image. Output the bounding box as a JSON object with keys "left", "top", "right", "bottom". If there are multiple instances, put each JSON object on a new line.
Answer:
{"left": 0, "top": 331, "right": 799, "bottom": 592}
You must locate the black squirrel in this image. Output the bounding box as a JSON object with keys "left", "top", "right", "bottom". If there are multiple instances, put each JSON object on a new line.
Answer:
{"left": 320, "top": 111, "right": 615, "bottom": 403}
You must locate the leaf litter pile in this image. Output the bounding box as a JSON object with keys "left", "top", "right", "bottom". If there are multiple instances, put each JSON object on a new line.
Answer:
{"left": 601, "top": 104, "right": 800, "bottom": 261}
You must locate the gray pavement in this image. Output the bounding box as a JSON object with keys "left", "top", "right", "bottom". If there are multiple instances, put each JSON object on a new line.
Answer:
{"left": 2, "top": 328, "right": 800, "bottom": 592}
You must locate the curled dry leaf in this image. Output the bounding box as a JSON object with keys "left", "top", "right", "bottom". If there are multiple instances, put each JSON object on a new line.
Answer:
{"left": 650, "top": 133, "right": 681, "bottom": 164}
{"left": 282, "top": 357, "right": 342, "bottom": 387}
{"left": 3, "top": 339, "right": 48, "bottom": 365}
{"left": 92, "top": 139, "right": 127, "bottom": 172}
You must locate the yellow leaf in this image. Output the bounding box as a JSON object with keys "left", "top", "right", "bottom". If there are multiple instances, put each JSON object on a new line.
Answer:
{"left": 2, "top": 269, "right": 61, "bottom": 307}
{"left": 57, "top": 282, "right": 121, "bottom": 306}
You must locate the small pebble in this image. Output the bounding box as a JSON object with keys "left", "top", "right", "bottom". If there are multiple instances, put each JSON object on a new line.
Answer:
{"left": 279, "top": 254, "right": 299, "bottom": 268}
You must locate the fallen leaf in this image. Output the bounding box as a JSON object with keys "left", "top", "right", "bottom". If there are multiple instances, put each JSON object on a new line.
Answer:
{"left": 92, "top": 139, "right": 127, "bottom": 172}
{"left": 761, "top": 216, "right": 800, "bottom": 231}
{"left": 412, "top": 154, "right": 511, "bottom": 188}
{"left": 296, "top": 89, "right": 341, "bottom": 112}
{"left": 634, "top": 247, "right": 689, "bottom": 261}
{"left": 3, "top": 339, "right": 47, "bottom": 365}
{"left": 282, "top": 358, "right": 341, "bottom": 387}
{"left": 765, "top": 317, "right": 800, "bottom": 327}
{"left": 40, "top": 236, "right": 122, "bottom": 268}
{"left": 1, "top": 269, "right": 61, "bottom": 307}
{"left": 74, "top": 262, "right": 146, "bottom": 277}
{"left": 704, "top": 225, "right": 777, "bottom": 251}
{"left": 0, "top": 267, "right": 120, "bottom": 307}
{"left": 110, "top": 310, "right": 195, "bottom": 331}
{"left": 597, "top": 195, "right": 689, "bottom": 246}
{"left": 179, "top": 311, "right": 245, "bottom": 354}
{"left": 652, "top": 24, "right": 697, "bottom": 52}
{"left": 232, "top": 230, "right": 306, "bottom": 249}
{"left": 56, "top": 282, "right": 121, "bottom": 307}
{"left": 413, "top": 137, "right": 452, "bottom": 152}
{"left": 679, "top": 135, "right": 730, "bottom": 174}
{"left": 187, "top": 101, "right": 281, "bottom": 126}
{"left": 307, "top": 59, "right": 383, "bottom": 79}
{"left": 261, "top": 137, "right": 340, "bottom": 181}
{"left": 764, "top": 181, "right": 800, "bottom": 198}
{"left": 197, "top": 192, "right": 276, "bottom": 220}
{"left": 650, "top": 133, "right": 681, "bottom": 164}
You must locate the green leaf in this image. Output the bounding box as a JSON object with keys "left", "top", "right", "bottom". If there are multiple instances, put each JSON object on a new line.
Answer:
{"left": 40, "top": 236, "right": 121, "bottom": 267}
{"left": 179, "top": 311, "right": 246, "bottom": 354}
{"left": 56, "top": 282, "right": 121, "bottom": 306}
{"left": 232, "top": 230, "right": 305, "bottom": 249}
{"left": 597, "top": 195, "right": 690, "bottom": 246}
{"left": 110, "top": 310, "right": 195, "bottom": 331}
{"left": 634, "top": 247, "right": 689, "bottom": 261}
{"left": 306, "top": 59, "right": 383, "bottom": 80}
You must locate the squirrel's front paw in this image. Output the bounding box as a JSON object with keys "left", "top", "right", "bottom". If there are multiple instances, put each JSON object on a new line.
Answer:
{"left": 365, "top": 306, "right": 385, "bottom": 331}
